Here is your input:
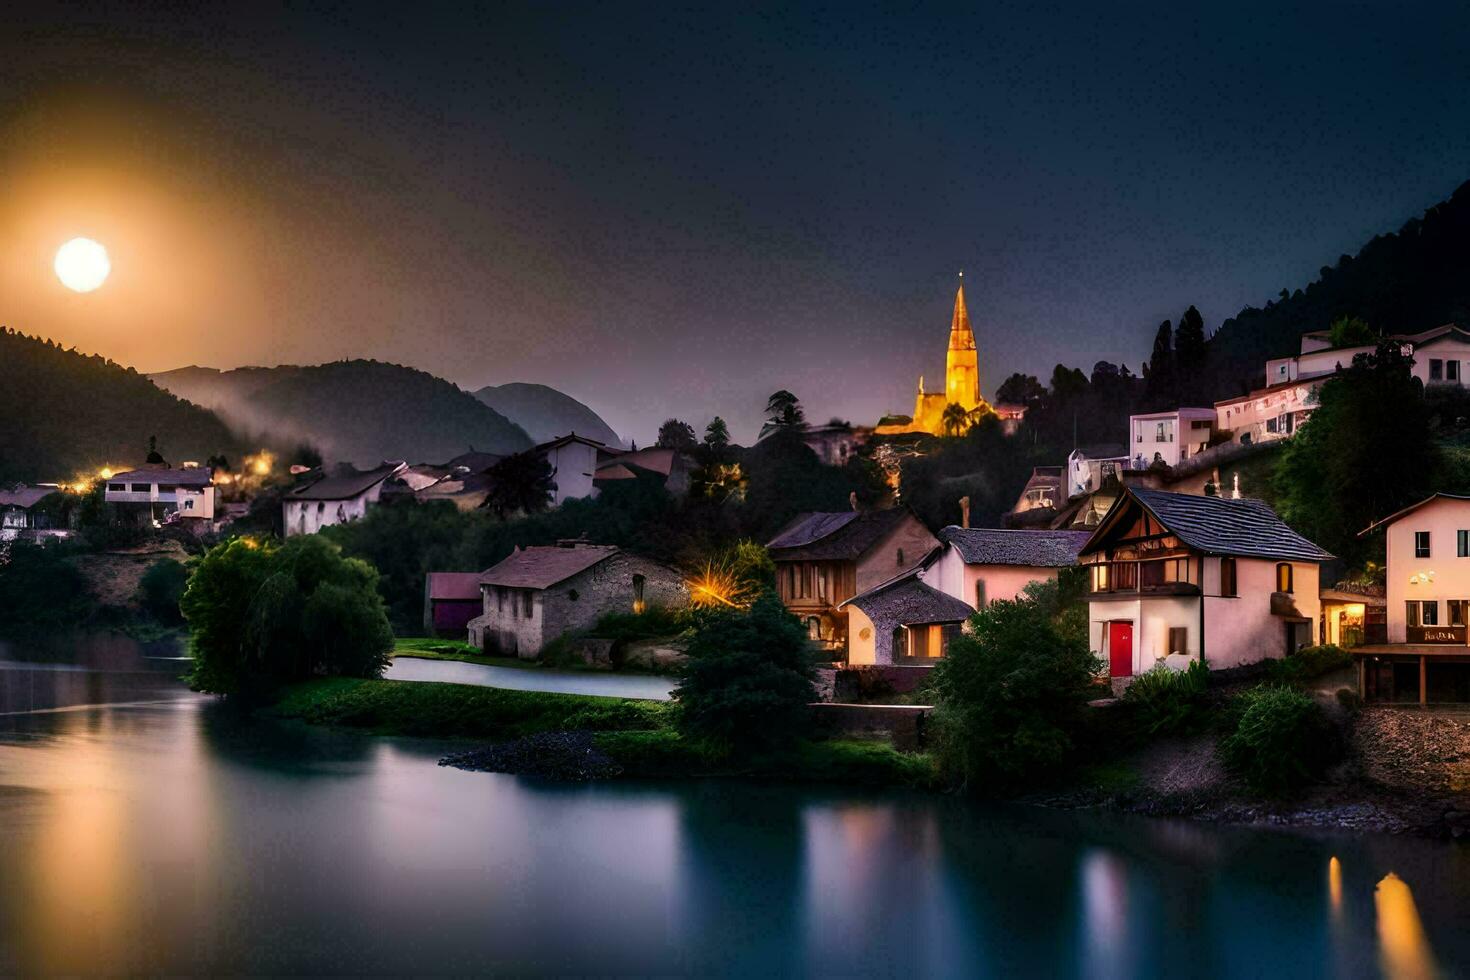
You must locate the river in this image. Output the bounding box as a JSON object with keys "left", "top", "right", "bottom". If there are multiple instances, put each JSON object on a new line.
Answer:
{"left": 0, "top": 636, "right": 1466, "bottom": 977}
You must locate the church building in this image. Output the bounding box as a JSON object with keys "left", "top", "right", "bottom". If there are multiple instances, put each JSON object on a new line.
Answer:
{"left": 876, "top": 276, "right": 996, "bottom": 437}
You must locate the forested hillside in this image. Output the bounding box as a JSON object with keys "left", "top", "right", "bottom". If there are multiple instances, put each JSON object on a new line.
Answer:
{"left": 0, "top": 330, "right": 245, "bottom": 483}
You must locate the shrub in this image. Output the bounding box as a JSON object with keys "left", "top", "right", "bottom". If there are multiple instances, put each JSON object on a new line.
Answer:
{"left": 587, "top": 605, "right": 688, "bottom": 643}
{"left": 928, "top": 585, "right": 1100, "bottom": 790}
{"left": 181, "top": 535, "right": 394, "bottom": 695}
{"left": 1264, "top": 644, "right": 1353, "bottom": 685}
{"left": 673, "top": 594, "right": 817, "bottom": 754}
{"left": 0, "top": 541, "right": 91, "bottom": 631}
{"left": 138, "top": 558, "right": 190, "bottom": 623}
{"left": 1219, "top": 685, "right": 1337, "bottom": 795}
{"left": 1123, "top": 660, "right": 1210, "bottom": 737}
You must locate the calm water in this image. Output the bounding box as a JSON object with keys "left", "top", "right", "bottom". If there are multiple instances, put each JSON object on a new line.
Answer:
{"left": 1, "top": 638, "right": 1467, "bottom": 977}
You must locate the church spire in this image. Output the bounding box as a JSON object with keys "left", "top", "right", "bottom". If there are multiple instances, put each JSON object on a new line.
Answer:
{"left": 948, "top": 272, "right": 975, "bottom": 352}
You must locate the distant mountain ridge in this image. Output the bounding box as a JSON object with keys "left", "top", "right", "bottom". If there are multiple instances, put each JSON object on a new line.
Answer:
{"left": 150, "top": 361, "right": 533, "bottom": 466}
{"left": 1205, "top": 179, "right": 1470, "bottom": 396}
{"left": 0, "top": 330, "right": 245, "bottom": 483}
{"left": 473, "top": 382, "right": 622, "bottom": 447}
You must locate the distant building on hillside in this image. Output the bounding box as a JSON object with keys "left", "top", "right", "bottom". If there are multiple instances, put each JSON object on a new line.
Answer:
{"left": 1129, "top": 408, "right": 1216, "bottom": 468}
{"left": 104, "top": 466, "right": 216, "bottom": 524}
{"left": 282, "top": 461, "right": 405, "bottom": 536}
{"left": 0, "top": 485, "right": 67, "bottom": 541}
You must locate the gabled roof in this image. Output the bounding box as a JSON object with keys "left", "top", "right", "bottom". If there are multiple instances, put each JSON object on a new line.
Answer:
{"left": 766, "top": 508, "right": 914, "bottom": 561}
{"left": 1358, "top": 493, "right": 1470, "bottom": 537}
{"left": 110, "top": 467, "right": 212, "bottom": 486}
{"left": 1083, "top": 487, "right": 1333, "bottom": 562}
{"left": 426, "top": 572, "right": 483, "bottom": 601}
{"left": 535, "top": 433, "right": 608, "bottom": 452}
{"left": 288, "top": 462, "right": 406, "bottom": 501}
{"left": 478, "top": 544, "right": 621, "bottom": 589}
{"left": 941, "top": 527, "right": 1092, "bottom": 567}
{"left": 839, "top": 571, "right": 974, "bottom": 626}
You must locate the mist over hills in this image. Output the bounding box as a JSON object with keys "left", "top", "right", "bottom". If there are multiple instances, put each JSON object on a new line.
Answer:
{"left": 150, "top": 361, "right": 534, "bottom": 466}
{"left": 0, "top": 330, "right": 245, "bottom": 483}
{"left": 473, "top": 382, "right": 622, "bottom": 447}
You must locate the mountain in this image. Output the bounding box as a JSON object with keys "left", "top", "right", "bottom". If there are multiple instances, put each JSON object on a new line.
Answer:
{"left": 1205, "top": 179, "right": 1470, "bottom": 397}
{"left": 0, "top": 330, "right": 246, "bottom": 483}
{"left": 473, "top": 382, "right": 622, "bottom": 447}
{"left": 150, "top": 361, "right": 533, "bottom": 466}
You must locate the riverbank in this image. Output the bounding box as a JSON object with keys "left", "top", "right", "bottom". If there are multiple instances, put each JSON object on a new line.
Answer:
{"left": 270, "top": 677, "right": 938, "bottom": 788}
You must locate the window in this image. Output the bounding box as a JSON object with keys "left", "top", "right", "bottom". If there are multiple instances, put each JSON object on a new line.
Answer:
{"left": 1413, "top": 600, "right": 1439, "bottom": 626}
{"left": 1451, "top": 360, "right": 1462, "bottom": 383}
{"left": 632, "top": 574, "right": 646, "bottom": 614}
{"left": 1168, "top": 627, "right": 1188, "bottom": 656}
{"left": 184, "top": 500, "right": 194, "bottom": 510}
{"left": 497, "top": 587, "right": 506, "bottom": 614}
{"left": 1275, "top": 563, "right": 1293, "bottom": 593}
{"left": 130, "top": 483, "right": 150, "bottom": 492}
{"left": 107, "top": 483, "right": 125, "bottom": 492}
{"left": 974, "top": 579, "right": 987, "bottom": 609}
{"left": 892, "top": 626, "right": 909, "bottom": 660}
{"left": 1415, "top": 531, "right": 1431, "bottom": 558}
{"left": 806, "top": 617, "right": 821, "bottom": 641}
{"left": 1449, "top": 600, "right": 1469, "bottom": 627}
{"left": 1220, "top": 558, "right": 1237, "bottom": 597}
{"left": 1459, "top": 530, "right": 1469, "bottom": 558}
{"left": 1154, "top": 420, "right": 1173, "bottom": 442}
{"left": 1430, "top": 358, "right": 1444, "bottom": 381}
{"left": 522, "top": 590, "right": 534, "bottom": 617}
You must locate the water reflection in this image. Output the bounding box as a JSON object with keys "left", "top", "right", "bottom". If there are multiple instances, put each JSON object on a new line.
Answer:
{"left": 1376, "top": 873, "right": 1439, "bottom": 980}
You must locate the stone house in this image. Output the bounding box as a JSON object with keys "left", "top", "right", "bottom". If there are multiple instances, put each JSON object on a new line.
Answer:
{"left": 1080, "top": 487, "right": 1331, "bottom": 689}
{"left": 766, "top": 507, "right": 938, "bottom": 656}
{"left": 467, "top": 542, "right": 687, "bottom": 658}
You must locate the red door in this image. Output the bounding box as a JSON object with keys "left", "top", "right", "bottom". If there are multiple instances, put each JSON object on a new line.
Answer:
{"left": 1108, "top": 621, "right": 1133, "bottom": 678}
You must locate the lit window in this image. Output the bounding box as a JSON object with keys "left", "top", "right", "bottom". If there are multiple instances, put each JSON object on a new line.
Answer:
{"left": 1276, "top": 563, "right": 1293, "bottom": 594}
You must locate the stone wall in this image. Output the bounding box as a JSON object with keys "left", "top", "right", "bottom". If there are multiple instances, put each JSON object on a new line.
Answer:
{"left": 833, "top": 664, "right": 935, "bottom": 701}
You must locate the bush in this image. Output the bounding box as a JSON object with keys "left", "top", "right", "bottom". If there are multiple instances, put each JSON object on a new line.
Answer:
{"left": 587, "top": 605, "right": 688, "bottom": 643}
{"left": 1123, "top": 660, "right": 1210, "bottom": 737}
{"left": 0, "top": 541, "right": 91, "bottom": 631}
{"left": 138, "top": 558, "right": 190, "bottom": 624}
{"left": 1219, "top": 685, "right": 1337, "bottom": 795}
{"left": 673, "top": 594, "right": 817, "bottom": 754}
{"left": 181, "top": 535, "right": 394, "bottom": 695}
{"left": 1264, "top": 644, "right": 1353, "bottom": 685}
{"left": 929, "top": 584, "right": 1100, "bottom": 790}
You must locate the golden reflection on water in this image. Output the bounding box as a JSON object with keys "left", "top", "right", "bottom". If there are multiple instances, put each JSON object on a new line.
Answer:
{"left": 1376, "top": 872, "right": 1439, "bottom": 980}
{"left": 1328, "top": 856, "right": 1342, "bottom": 917}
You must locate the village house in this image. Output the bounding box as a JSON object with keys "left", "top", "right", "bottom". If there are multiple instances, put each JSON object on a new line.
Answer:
{"left": 466, "top": 542, "right": 686, "bottom": 658}
{"left": 1003, "top": 465, "right": 1064, "bottom": 526}
{"left": 0, "top": 485, "right": 65, "bottom": 541}
{"left": 1080, "top": 487, "right": 1331, "bottom": 690}
{"left": 104, "top": 466, "right": 216, "bottom": 524}
{"left": 926, "top": 526, "right": 1093, "bottom": 610}
{"left": 423, "top": 572, "right": 484, "bottom": 636}
{"left": 1128, "top": 408, "right": 1216, "bottom": 468}
{"left": 282, "top": 461, "right": 405, "bottom": 536}
{"left": 537, "top": 433, "right": 619, "bottom": 506}
{"left": 840, "top": 565, "right": 974, "bottom": 665}
{"left": 1355, "top": 494, "right": 1470, "bottom": 704}
{"left": 766, "top": 506, "right": 939, "bottom": 655}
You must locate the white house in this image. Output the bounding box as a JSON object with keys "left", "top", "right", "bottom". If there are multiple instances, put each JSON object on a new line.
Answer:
{"left": 537, "top": 434, "right": 618, "bottom": 506}
{"left": 1128, "top": 408, "right": 1216, "bottom": 468}
{"left": 1356, "top": 493, "right": 1470, "bottom": 704}
{"left": 0, "top": 485, "right": 67, "bottom": 541}
{"left": 1066, "top": 446, "right": 1131, "bottom": 499}
{"left": 1080, "top": 487, "right": 1331, "bottom": 690}
{"left": 104, "top": 467, "right": 216, "bottom": 522}
{"left": 283, "top": 461, "right": 405, "bottom": 536}
{"left": 926, "top": 527, "right": 1093, "bottom": 611}
{"left": 1214, "top": 378, "right": 1320, "bottom": 445}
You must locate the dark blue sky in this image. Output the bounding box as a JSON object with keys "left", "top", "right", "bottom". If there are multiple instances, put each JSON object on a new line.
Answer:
{"left": 3, "top": 2, "right": 1468, "bottom": 443}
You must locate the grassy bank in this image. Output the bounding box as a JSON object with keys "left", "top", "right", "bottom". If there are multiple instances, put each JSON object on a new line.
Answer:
{"left": 269, "top": 676, "right": 936, "bottom": 788}
{"left": 392, "top": 637, "right": 545, "bottom": 671}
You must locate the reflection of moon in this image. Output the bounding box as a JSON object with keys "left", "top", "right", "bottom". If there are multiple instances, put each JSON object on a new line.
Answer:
{"left": 55, "top": 238, "right": 111, "bottom": 292}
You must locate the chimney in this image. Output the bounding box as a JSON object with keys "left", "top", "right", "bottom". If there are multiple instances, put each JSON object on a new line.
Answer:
{"left": 849, "top": 491, "right": 859, "bottom": 512}
{"left": 959, "top": 496, "right": 971, "bottom": 529}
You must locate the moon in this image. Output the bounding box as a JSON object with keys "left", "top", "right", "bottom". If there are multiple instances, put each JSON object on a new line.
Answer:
{"left": 55, "top": 237, "right": 111, "bottom": 293}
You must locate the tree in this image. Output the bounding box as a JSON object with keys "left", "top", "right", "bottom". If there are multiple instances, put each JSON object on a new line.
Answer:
{"left": 1145, "top": 319, "right": 1175, "bottom": 404}
{"left": 703, "top": 416, "right": 730, "bottom": 450}
{"left": 483, "top": 450, "right": 557, "bottom": 519}
{"left": 1327, "top": 315, "right": 1377, "bottom": 348}
{"left": 1174, "top": 305, "right": 1207, "bottom": 375}
{"left": 656, "top": 419, "right": 698, "bottom": 451}
{"left": 995, "top": 373, "right": 1046, "bottom": 407}
{"left": 760, "top": 390, "right": 806, "bottom": 437}
{"left": 181, "top": 535, "right": 393, "bottom": 695}
{"left": 0, "top": 541, "right": 91, "bottom": 632}
{"left": 674, "top": 594, "right": 816, "bottom": 753}
{"left": 138, "top": 558, "right": 190, "bottom": 624}
{"left": 928, "top": 582, "right": 1100, "bottom": 789}
{"left": 940, "top": 402, "right": 970, "bottom": 437}
{"left": 1274, "top": 341, "right": 1439, "bottom": 566}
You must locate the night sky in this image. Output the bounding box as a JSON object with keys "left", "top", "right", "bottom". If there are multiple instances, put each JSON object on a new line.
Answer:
{"left": 3, "top": 3, "right": 1468, "bottom": 444}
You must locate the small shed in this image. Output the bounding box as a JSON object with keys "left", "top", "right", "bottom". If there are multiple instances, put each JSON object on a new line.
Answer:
{"left": 424, "top": 572, "right": 484, "bottom": 636}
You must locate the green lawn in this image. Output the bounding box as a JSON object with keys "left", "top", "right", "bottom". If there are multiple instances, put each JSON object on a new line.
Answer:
{"left": 391, "top": 637, "right": 544, "bottom": 671}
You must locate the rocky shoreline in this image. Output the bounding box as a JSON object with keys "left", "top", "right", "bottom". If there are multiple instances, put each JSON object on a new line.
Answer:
{"left": 440, "top": 731, "right": 624, "bottom": 781}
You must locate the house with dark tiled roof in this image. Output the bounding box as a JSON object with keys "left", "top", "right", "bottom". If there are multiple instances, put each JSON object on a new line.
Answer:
{"left": 104, "top": 466, "right": 216, "bottom": 523}
{"left": 766, "top": 506, "right": 938, "bottom": 655}
{"left": 1079, "top": 486, "right": 1332, "bottom": 689}
{"left": 927, "top": 526, "right": 1093, "bottom": 612}
{"left": 466, "top": 541, "right": 686, "bottom": 658}
{"left": 839, "top": 562, "right": 974, "bottom": 665}
{"left": 283, "top": 461, "right": 406, "bottom": 536}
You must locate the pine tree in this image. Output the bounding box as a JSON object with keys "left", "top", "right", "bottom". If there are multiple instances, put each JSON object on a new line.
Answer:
{"left": 1174, "top": 306, "right": 1207, "bottom": 375}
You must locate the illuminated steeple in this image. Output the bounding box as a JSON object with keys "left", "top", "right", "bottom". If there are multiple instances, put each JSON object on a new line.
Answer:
{"left": 944, "top": 272, "right": 980, "bottom": 410}
{"left": 948, "top": 272, "right": 976, "bottom": 353}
